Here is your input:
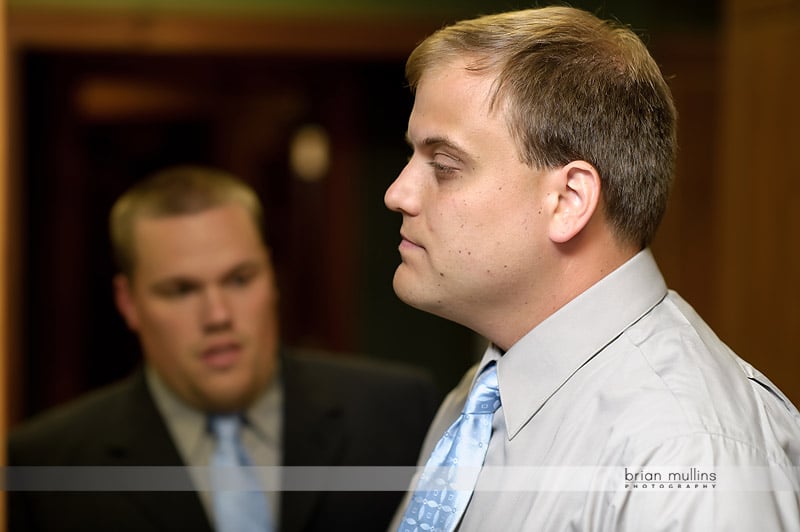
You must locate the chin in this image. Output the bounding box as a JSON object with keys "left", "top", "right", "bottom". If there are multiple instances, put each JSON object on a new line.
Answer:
{"left": 395, "top": 287, "right": 463, "bottom": 329}
{"left": 393, "top": 281, "right": 423, "bottom": 308}
{"left": 395, "top": 285, "right": 442, "bottom": 316}
{"left": 393, "top": 269, "right": 427, "bottom": 303}
{"left": 203, "top": 384, "right": 257, "bottom": 413}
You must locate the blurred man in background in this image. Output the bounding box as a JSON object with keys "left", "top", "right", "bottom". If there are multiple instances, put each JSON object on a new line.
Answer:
{"left": 9, "top": 165, "right": 438, "bottom": 532}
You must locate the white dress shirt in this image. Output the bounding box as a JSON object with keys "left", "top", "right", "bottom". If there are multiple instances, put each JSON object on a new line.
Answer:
{"left": 392, "top": 249, "right": 800, "bottom": 531}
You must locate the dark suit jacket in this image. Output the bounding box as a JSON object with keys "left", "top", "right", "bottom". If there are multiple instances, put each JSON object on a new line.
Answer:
{"left": 8, "top": 349, "right": 438, "bottom": 532}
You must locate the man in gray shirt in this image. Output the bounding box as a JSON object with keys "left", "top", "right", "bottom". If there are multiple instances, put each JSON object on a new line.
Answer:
{"left": 385, "top": 6, "right": 800, "bottom": 531}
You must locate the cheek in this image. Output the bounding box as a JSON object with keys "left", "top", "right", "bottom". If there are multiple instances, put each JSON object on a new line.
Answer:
{"left": 445, "top": 195, "right": 538, "bottom": 270}
{"left": 238, "top": 286, "right": 279, "bottom": 329}
{"left": 138, "top": 305, "right": 195, "bottom": 348}
{"left": 438, "top": 196, "right": 503, "bottom": 256}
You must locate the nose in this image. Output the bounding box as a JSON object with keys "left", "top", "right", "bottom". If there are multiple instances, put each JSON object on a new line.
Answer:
{"left": 201, "top": 286, "right": 233, "bottom": 333}
{"left": 384, "top": 161, "right": 420, "bottom": 216}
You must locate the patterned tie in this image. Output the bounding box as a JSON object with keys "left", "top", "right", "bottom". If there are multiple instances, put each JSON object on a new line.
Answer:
{"left": 399, "top": 363, "right": 501, "bottom": 532}
{"left": 209, "top": 415, "right": 272, "bottom": 532}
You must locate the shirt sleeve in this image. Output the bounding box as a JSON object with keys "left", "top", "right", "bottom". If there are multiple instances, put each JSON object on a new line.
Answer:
{"left": 590, "top": 432, "right": 800, "bottom": 531}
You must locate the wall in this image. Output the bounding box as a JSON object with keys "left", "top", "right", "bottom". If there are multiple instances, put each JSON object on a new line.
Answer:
{"left": 716, "top": 0, "right": 800, "bottom": 402}
{"left": 6, "top": 0, "right": 717, "bottom": 25}
{"left": 1, "top": 0, "right": 7, "bottom": 522}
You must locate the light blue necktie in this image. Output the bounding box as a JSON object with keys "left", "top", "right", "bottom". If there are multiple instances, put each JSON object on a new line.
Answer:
{"left": 209, "top": 415, "right": 272, "bottom": 532}
{"left": 399, "top": 363, "right": 501, "bottom": 532}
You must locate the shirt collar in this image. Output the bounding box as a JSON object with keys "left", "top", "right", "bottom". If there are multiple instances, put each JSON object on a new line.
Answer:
{"left": 146, "top": 362, "right": 282, "bottom": 455}
{"left": 494, "top": 248, "right": 668, "bottom": 440}
{"left": 146, "top": 366, "right": 207, "bottom": 459}
{"left": 245, "top": 371, "right": 282, "bottom": 446}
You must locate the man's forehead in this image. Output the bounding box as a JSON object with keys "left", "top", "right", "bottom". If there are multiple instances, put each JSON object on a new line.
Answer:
{"left": 128, "top": 207, "right": 266, "bottom": 277}
{"left": 414, "top": 63, "right": 503, "bottom": 120}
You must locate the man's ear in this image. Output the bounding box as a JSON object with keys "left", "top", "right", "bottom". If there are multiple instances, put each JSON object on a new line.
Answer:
{"left": 548, "top": 160, "right": 601, "bottom": 244}
{"left": 113, "top": 274, "right": 141, "bottom": 331}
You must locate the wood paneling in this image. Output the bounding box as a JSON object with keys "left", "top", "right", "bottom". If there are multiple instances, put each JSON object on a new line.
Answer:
{"left": 8, "top": 7, "right": 440, "bottom": 58}
{"left": 716, "top": 0, "right": 800, "bottom": 403}
{"left": 650, "top": 33, "right": 721, "bottom": 325}
{"left": 1, "top": 0, "right": 9, "bottom": 525}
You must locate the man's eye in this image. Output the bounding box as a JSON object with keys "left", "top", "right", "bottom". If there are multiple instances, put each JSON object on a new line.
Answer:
{"left": 428, "top": 160, "right": 458, "bottom": 177}
{"left": 157, "top": 283, "right": 197, "bottom": 298}
{"left": 226, "top": 271, "right": 256, "bottom": 288}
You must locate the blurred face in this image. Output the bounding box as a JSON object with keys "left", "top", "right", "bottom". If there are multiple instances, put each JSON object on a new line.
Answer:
{"left": 114, "top": 203, "right": 279, "bottom": 413}
{"left": 384, "top": 59, "right": 556, "bottom": 345}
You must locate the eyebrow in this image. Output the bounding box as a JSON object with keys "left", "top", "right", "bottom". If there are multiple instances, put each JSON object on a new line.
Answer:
{"left": 405, "top": 132, "right": 471, "bottom": 161}
{"left": 149, "top": 259, "right": 264, "bottom": 290}
{"left": 222, "top": 260, "right": 262, "bottom": 278}
{"left": 150, "top": 277, "right": 200, "bottom": 296}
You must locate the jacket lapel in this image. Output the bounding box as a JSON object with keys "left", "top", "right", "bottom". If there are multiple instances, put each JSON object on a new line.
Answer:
{"left": 105, "top": 371, "right": 214, "bottom": 532}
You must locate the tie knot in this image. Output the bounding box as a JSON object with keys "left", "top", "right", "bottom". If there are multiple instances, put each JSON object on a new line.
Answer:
{"left": 463, "top": 363, "right": 501, "bottom": 414}
{"left": 209, "top": 415, "right": 242, "bottom": 442}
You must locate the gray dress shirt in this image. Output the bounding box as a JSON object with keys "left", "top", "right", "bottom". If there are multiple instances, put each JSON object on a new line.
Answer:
{"left": 392, "top": 249, "right": 800, "bottom": 531}
{"left": 147, "top": 367, "right": 283, "bottom": 526}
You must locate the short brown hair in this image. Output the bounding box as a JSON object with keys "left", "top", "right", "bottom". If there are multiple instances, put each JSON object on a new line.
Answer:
{"left": 406, "top": 6, "right": 677, "bottom": 248}
{"left": 109, "top": 165, "right": 265, "bottom": 276}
